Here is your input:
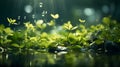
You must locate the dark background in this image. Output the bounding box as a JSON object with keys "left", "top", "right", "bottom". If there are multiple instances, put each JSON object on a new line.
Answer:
{"left": 0, "top": 0, "right": 120, "bottom": 26}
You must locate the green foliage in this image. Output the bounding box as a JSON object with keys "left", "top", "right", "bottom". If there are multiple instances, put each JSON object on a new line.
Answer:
{"left": 0, "top": 16, "right": 120, "bottom": 52}
{"left": 4, "top": 27, "right": 14, "bottom": 35}
{"left": 0, "top": 24, "right": 5, "bottom": 33}
{"left": 63, "top": 21, "right": 78, "bottom": 31}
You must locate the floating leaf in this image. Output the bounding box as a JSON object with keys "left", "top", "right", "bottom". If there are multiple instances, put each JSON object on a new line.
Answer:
{"left": 50, "top": 14, "right": 59, "bottom": 19}
{"left": 7, "top": 17, "right": 16, "bottom": 24}
{"left": 79, "top": 19, "right": 86, "bottom": 23}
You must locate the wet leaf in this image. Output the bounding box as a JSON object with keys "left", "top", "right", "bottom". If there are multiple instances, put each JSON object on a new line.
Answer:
{"left": 79, "top": 19, "right": 86, "bottom": 23}
{"left": 11, "top": 43, "right": 20, "bottom": 48}
{"left": 3, "top": 39, "right": 12, "bottom": 44}
{"left": 4, "top": 27, "right": 13, "bottom": 35}
{"left": 47, "top": 20, "right": 55, "bottom": 26}
{"left": 7, "top": 17, "right": 16, "bottom": 24}
{"left": 0, "top": 24, "right": 5, "bottom": 33}
{"left": 102, "top": 17, "right": 110, "bottom": 24}
{"left": 72, "top": 26, "right": 78, "bottom": 30}
{"left": 50, "top": 14, "right": 59, "bottom": 19}
{"left": 63, "top": 21, "right": 73, "bottom": 30}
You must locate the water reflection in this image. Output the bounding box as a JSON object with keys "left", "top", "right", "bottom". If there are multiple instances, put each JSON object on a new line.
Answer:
{"left": 0, "top": 52, "right": 120, "bottom": 67}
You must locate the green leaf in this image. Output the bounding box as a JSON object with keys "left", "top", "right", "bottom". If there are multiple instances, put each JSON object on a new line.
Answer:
{"left": 72, "top": 26, "right": 78, "bottom": 30}
{"left": 47, "top": 20, "right": 55, "bottom": 26}
{"left": 63, "top": 21, "right": 73, "bottom": 30}
{"left": 3, "top": 39, "right": 12, "bottom": 44}
{"left": 11, "top": 43, "right": 24, "bottom": 48}
{"left": 7, "top": 17, "right": 16, "bottom": 24}
{"left": 80, "top": 25, "right": 85, "bottom": 29}
{"left": 50, "top": 14, "right": 59, "bottom": 19}
{"left": 79, "top": 19, "right": 86, "bottom": 23}
{"left": 102, "top": 17, "right": 110, "bottom": 24}
{"left": 95, "top": 40, "right": 104, "bottom": 45}
{"left": 4, "top": 27, "right": 13, "bottom": 35}
{"left": 11, "top": 43, "right": 20, "bottom": 48}
{"left": 0, "top": 24, "right": 5, "bottom": 33}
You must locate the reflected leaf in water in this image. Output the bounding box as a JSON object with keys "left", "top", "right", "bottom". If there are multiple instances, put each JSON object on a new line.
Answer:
{"left": 0, "top": 52, "right": 120, "bottom": 67}
{"left": 65, "top": 53, "right": 77, "bottom": 67}
{"left": 30, "top": 53, "right": 55, "bottom": 66}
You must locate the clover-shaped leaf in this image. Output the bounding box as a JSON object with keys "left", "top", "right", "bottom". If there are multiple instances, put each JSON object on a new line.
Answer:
{"left": 7, "top": 17, "right": 16, "bottom": 24}
{"left": 50, "top": 14, "right": 59, "bottom": 19}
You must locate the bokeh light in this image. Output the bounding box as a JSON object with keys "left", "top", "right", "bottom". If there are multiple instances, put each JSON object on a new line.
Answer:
{"left": 24, "top": 5, "right": 33, "bottom": 13}
{"left": 84, "top": 8, "right": 95, "bottom": 16}
{"left": 102, "top": 5, "right": 109, "bottom": 14}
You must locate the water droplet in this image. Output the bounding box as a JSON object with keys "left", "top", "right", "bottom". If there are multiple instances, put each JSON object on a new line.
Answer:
{"left": 34, "top": 20, "right": 37, "bottom": 23}
{"left": 24, "top": 16, "right": 26, "bottom": 19}
{"left": 24, "top": 5, "right": 33, "bottom": 13}
{"left": 39, "top": 2, "right": 43, "bottom": 8}
{"left": 18, "top": 16, "right": 21, "bottom": 20}
{"left": 42, "top": 10, "right": 47, "bottom": 17}
{"left": 42, "top": 14, "right": 45, "bottom": 17}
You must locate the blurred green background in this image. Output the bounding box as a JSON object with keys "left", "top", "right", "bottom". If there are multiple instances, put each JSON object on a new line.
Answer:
{"left": 0, "top": 0, "right": 120, "bottom": 25}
